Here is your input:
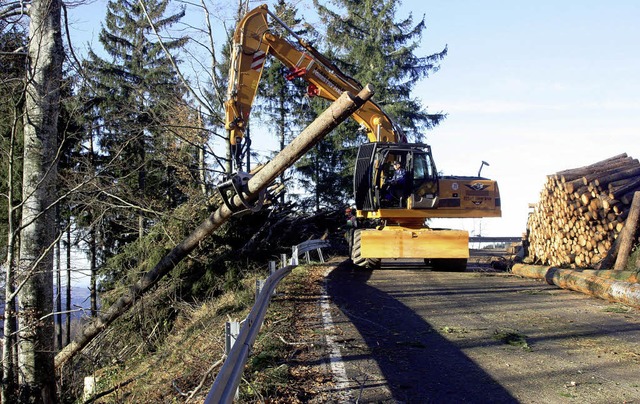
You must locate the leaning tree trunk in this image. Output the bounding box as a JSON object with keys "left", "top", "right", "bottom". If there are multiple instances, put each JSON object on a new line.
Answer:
{"left": 17, "top": 0, "right": 63, "bottom": 401}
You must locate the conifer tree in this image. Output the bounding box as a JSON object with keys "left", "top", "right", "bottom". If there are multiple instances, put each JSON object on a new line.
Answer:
{"left": 289, "top": 0, "right": 448, "bottom": 209}
{"left": 314, "top": 0, "right": 447, "bottom": 140}
{"left": 83, "top": 0, "right": 188, "bottom": 257}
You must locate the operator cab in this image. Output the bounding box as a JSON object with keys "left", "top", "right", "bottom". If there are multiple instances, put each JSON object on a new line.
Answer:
{"left": 354, "top": 142, "right": 439, "bottom": 211}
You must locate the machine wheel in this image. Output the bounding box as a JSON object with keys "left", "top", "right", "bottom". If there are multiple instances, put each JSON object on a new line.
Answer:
{"left": 426, "top": 258, "right": 468, "bottom": 272}
{"left": 351, "top": 229, "right": 381, "bottom": 269}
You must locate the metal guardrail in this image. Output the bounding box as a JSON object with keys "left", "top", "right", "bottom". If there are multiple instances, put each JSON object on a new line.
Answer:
{"left": 205, "top": 239, "right": 330, "bottom": 403}
{"left": 290, "top": 239, "right": 331, "bottom": 265}
{"left": 469, "top": 236, "right": 522, "bottom": 244}
{"left": 205, "top": 264, "right": 297, "bottom": 404}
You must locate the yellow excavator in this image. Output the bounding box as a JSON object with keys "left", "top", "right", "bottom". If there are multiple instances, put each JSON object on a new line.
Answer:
{"left": 226, "top": 4, "right": 501, "bottom": 270}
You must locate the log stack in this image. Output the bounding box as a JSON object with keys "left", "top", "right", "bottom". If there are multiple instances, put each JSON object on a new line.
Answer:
{"left": 526, "top": 153, "right": 640, "bottom": 268}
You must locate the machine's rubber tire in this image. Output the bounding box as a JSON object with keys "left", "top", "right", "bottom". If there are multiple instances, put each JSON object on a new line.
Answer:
{"left": 365, "top": 258, "right": 382, "bottom": 269}
{"left": 351, "top": 229, "right": 381, "bottom": 269}
{"left": 426, "top": 258, "right": 468, "bottom": 272}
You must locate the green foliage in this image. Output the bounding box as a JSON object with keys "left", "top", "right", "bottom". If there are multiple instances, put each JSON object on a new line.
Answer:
{"left": 314, "top": 0, "right": 448, "bottom": 141}
{"left": 493, "top": 329, "right": 531, "bottom": 351}
{"left": 282, "top": 0, "right": 448, "bottom": 210}
{"left": 626, "top": 247, "right": 640, "bottom": 271}
{"left": 82, "top": 0, "right": 193, "bottom": 260}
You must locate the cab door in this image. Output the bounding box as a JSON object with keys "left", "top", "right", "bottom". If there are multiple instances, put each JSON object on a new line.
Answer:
{"left": 410, "top": 151, "right": 439, "bottom": 208}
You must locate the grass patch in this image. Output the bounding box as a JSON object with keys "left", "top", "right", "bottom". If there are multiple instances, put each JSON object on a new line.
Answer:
{"left": 517, "top": 288, "right": 553, "bottom": 295}
{"left": 603, "top": 304, "right": 631, "bottom": 314}
{"left": 440, "top": 326, "right": 468, "bottom": 334}
{"left": 494, "top": 329, "right": 531, "bottom": 351}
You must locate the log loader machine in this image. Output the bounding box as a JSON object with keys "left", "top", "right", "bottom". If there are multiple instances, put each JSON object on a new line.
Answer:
{"left": 225, "top": 4, "right": 501, "bottom": 270}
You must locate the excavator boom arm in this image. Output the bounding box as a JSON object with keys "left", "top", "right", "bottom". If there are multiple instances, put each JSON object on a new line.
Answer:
{"left": 225, "top": 4, "right": 401, "bottom": 147}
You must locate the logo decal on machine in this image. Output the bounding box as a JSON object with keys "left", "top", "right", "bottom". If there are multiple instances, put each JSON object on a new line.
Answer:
{"left": 466, "top": 183, "right": 488, "bottom": 191}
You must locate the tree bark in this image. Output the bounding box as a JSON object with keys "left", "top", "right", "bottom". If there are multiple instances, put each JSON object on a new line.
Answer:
{"left": 55, "top": 86, "right": 375, "bottom": 369}
{"left": 2, "top": 87, "right": 20, "bottom": 404}
{"left": 55, "top": 230, "right": 62, "bottom": 350}
{"left": 65, "top": 220, "right": 71, "bottom": 346}
{"left": 613, "top": 192, "right": 640, "bottom": 270}
{"left": 17, "top": 0, "right": 63, "bottom": 400}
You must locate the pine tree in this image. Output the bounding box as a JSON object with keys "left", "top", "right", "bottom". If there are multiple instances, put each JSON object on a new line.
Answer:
{"left": 83, "top": 0, "right": 188, "bottom": 257}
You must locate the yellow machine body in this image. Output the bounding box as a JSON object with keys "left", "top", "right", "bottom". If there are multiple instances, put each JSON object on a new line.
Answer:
{"left": 359, "top": 227, "right": 469, "bottom": 259}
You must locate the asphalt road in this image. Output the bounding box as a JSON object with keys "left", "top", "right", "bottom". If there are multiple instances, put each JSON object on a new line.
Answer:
{"left": 322, "top": 260, "right": 640, "bottom": 403}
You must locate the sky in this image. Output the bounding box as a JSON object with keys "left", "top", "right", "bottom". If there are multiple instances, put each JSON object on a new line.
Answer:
{"left": 67, "top": 0, "right": 640, "bottom": 238}
{"left": 398, "top": 1, "right": 640, "bottom": 237}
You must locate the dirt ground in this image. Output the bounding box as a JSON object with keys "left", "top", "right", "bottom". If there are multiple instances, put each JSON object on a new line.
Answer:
{"left": 285, "top": 254, "right": 640, "bottom": 404}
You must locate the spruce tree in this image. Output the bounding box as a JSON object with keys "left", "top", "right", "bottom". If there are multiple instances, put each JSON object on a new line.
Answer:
{"left": 285, "top": 0, "right": 448, "bottom": 209}
{"left": 83, "top": 0, "right": 188, "bottom": 257}
{"left": 314, "top": 0, "right": 447, "bottom": 140}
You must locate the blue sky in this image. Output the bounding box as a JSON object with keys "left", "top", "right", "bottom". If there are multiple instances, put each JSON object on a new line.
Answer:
{"left": 398, "top": 1, "right": 640, "bottom": 236}
{"left": 68, "top": 0, "right": 640, "bottom": 238}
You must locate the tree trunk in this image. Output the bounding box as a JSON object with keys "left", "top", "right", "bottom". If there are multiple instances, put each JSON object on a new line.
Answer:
{"left": 613, "top": 192, "right": 640, "bottom": 270}
{"left": 55, "top": 231, "right": 62, "bottom": 350}
{"left": 89, "top": 131, "right": 98, "bottom": 317}
{"left": 65, "top": 221, "right": 71, "bottom": 346}
{"left": 2, "top": 225, "right": 18, "bottom": 400}
{"left": 17, "top": 0, "right": 63, "bottom": 400}
{"left": 90, "top": 226, "right": 98, "bottom": 317}
{"left": 2, "top": 90, "right": 20, "bottom": 404}
{"left": 197, "top": 108, "right": 208, "bottom": 197}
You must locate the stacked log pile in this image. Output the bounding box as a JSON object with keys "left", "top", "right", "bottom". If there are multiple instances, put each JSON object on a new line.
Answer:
{"left": 527, "top": 153, "right": 640, "bottom": 268}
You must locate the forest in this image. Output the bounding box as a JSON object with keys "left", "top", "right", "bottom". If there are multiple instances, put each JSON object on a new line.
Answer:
{"left": 0, "top": 0, "right": 446, "bottom": 401}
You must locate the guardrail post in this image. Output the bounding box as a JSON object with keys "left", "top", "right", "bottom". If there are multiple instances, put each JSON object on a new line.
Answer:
{"left": 280, "top": 253, "right": 288, "bottom": 268}
{"left": 317, "top": 248, "right": 325, "bottom": 263}
{"left": 269, "top": 261, "right": 277, "bottom": 296}
{"left": 305, "top": 250, "right": 311, "bottom": 263}
{"left": 225, "top": 321, "right": 240, "bottom": 355}
{"left": 255, "top": 279, "right": 265, "bottom": 300}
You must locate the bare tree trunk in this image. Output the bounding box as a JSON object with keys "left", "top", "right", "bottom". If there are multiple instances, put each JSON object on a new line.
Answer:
{"left": 17, "top": 0, "right": 63, "bottom": 400}
{"left": 197, "top": 108, "right": 208, "bottom": 197}
{"left": 88, "top": 132, "right": 98, "bottom": 317}
{"left": 65, "top": 220, "right": 71, "bottom": 346}
{"left": 90, "top": 226, "right": 97, "bottom": 317}
{"left": 55, "top": 226, "right": 62, "bottom": 350}
{"left": 2, "top": 87, "right": 21, "bottom": 404}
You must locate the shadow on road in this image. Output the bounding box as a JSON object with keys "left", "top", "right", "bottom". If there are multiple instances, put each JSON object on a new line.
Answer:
{"left": 326, "top": 260, "right": 518, "bottom": 403}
